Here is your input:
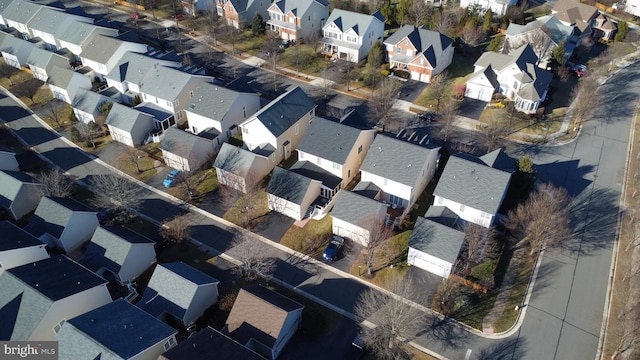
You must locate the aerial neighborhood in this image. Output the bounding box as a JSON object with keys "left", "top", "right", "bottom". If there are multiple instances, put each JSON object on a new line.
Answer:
{"left": 0, "top": 0, "right": 637, "bottom": 358}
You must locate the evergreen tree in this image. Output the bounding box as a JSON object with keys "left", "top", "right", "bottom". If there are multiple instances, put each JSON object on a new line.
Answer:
{"left": 615, "top": 21, "right": 628, "bottom": 42}
{"left": 483, "top": 8, "right": 493, "bottom": 32}
{"left": 552, "top": 40, "right": 566, "bottom": 65}
{"left": 252, "top": 13, "right": 266, "bottom": 36}
{"left": 380, "top": 0, "right": 395, "bottom": 25}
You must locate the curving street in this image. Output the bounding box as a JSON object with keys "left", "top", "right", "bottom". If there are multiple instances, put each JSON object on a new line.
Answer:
{"left": 1, "top": 53, "right": 638, "bottom": 360}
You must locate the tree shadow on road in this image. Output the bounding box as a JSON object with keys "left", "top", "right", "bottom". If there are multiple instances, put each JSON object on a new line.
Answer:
{"left": 420, "top": 316, "right": 472, "bottom": 350}
{"left": 476, "top": 337, "right": 527, "bottom": 360}
{"left": 565, "top": 186, "right": 620, "bottom": 255}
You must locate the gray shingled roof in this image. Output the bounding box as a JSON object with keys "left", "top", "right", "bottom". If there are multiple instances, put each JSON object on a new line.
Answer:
{"left": 0, "top": 32, "right": 31, "bottom": 54}
{"left": 214, "top": 142, "right": 263, "bottom": 177}
{"left": 0, "top": 256, "right": 107, "bottom": 340}
{"left": 140, "top": 66, "right": 207, "bottom": 101}
{"left": 58, "top": 300, "right": 177, "bottom": 359}
{"left": 243, "top": 86, "right": 315, "bottom": 138}
{"left": 80, "top": 33, "right": 127, "bottom": 64}
{"left": 185, "top": 82, "right": 247, "bottom": 120}
{"left": 290, "top": 160, "right": 341, "bottom": 189}
{"left": 26, "top": 47, "right": 65, "bottom": 70}
{"left": 27, "top": 7, "right": 81, "bottom": 36}
{"left": 57, "top": 21, "right": 109, "bottom": 47}
{"left": 267, "top": 166, "right": 316, "bottom": 206}
{"left": 105, "top": 103, "right": 154, "bottom": 133}
{"left": 135, "top": 102, "right": 172, "bottom": 120}
{"left": 324, "top": 9, "right": 383, "bottom": 35}
{"left": 360, "top": 134, "right": 440, "bottom": 187}
{"left": 0, "top": 221, "right": 44, "bottom": 252}
{"left": 28, "top": 197, "right": 96, "bottom": 239}
{"left": 47, "top": 66, "right": 76, "bottom": 88}
{"left": 139, "top": 262, "right": 219, "bottom": 321}
{"left": 0, "top": 170, "right": 36, "bottom": 209}
{"left": 433, "top": 153, "right": 512, "bottom": 215}
{"left": 408, "top": 216, "right": 464, "bottom": 263}
{"left": 81, "top": 226, "right": 154, "bottom": 275}
{"left": 271, "top": 0, "right": 328, "bottom": 16}
{"left": 384, "top": 25, "right": 453, "bottom": 68}
{"left": 0, "top": 0, "right": 18, "bottom": 14}
{"left": 424, "top": 205, "right": 460, "bottom": 228}
{"left": 72, "top": 89, "right": 110, "bottom": 114}
{"left": 225, "top": 285, "right": 303, "bottom": 348}
{"left": 160, "top": 127, "right": 203, "bottom": 158}
{"left": 2, "top": 0, "right": 42, "bottom": 25}
{"left": 159, "top": 327, "right": 264, "bottom": 360}
{"left": 331, "top": 190, "right": 388, "bottom": 226}
{"left": 297, "top": 117, "right": 363, "bottom": 164}
{"left": 106, "top": 51, "right": 179, "bottom": 85}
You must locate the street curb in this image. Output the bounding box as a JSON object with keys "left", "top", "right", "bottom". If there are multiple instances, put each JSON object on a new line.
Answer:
{"left": 596, "top": 104, "right": 639, "bottom": 359}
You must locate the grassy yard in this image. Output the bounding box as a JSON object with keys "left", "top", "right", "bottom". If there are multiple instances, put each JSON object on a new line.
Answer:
{"left": 492, "top": 256, "right": 535, "bottom": 332}
{"left": 235, "top": 30, "right": 266, "bottom": 56}
{"left": 167, "top": 168, "right": 219, "bottom": 203}
{"left": 347, "top": 231, "right": 412, "bottom": 289}
{"left": 278, "top": 45, "right": 326, "bottom": 76}
{"left": 223, "top": 188, "right": 269, "bottom": 229}
{"left": 280, "top": 215, "right": 332, "bottom": 257}
{"left": 113, "top": 148, "right": 159, "bottom": 182}
{"left": 414, "top": 55, "right": 474, "bottom": 108}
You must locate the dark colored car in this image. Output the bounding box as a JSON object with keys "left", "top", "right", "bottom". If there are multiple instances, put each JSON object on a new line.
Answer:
{"left": 174, "top": 13, "right": 185, "bottom": 21}
{"left": 323, "top": 236, "right": 345, "bottom": 261}
{"left": 417, "top": 112, "right": 436, "bottom": 122}
{"left": 163, "top": 169, "right": 181, "bottom": 188}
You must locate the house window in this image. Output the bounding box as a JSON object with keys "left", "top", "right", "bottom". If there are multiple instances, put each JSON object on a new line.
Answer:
{"left": 390, "top": 194, "right": 402, "bottom": 206}
{"left": 289, "top": 17, "right": 295, "bottom": 24}
{"left": 173, "top": 99, "right": 179, "bottom": 107}
{"left": 271, "top": 153, "right": 276, "bottom": 162}
{"left": 243, "top": 106, "right": 246, "bottom": 118}
{"left": 167, "top": 100, "right": 172, "bottom": 107}
{"left": 348, "top": 169, "right": 351, "bottom": 178}
{"left": 420, "top": 58, "right": 424, "bottom": 65}
{"left": 53, "top": 319, "right": 66, "bottom": 334}
{"left": 358, "top": 145, "right": 362, "bottom": 154}
{"left": 396, "top": 47, "right": 401, "bottom": 54}
{"left": 192, "top": 126, "right": 198, "bottom": 133}
{"left": 347, "top": 35, "right": 357, "bottom": 43}
{"left": 459, "top": 204, "right": 466, "bottom": 212}
{"left": 332, "top": 162, "right": 340, "bottom": 169}
{"left": 163, "top": 337, "right": 177, "bottom": 351}
{"left": 242, "top": 127, "right": 248, "bottom": 134}
{"left": 405, "top": 49, "right": 412, "bottom": 56}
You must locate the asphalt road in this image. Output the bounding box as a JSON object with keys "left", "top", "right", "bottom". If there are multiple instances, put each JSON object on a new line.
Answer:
{"left": 2, "top": 57, "right": 634, "bottom": 359}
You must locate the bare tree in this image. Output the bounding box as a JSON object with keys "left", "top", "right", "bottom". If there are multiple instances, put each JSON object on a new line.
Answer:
{"left": 434, "top": 100, "right": 459, "bottom": 143}
{"left": 40, "top": 101, "right": 67, "bottom": 130}
{"left": 434, "top": 277, "right": 463, "bottom": 316}
{"left": 369, "top": 77, "right": 403, "bottom": 128}
{"left": 506, "top": 183, "right": 571, "bottom": 255}
{"left": 461, "top": 223, "right": 499, "bottom": 275}
{"left": 570, "top": 74, "right": 602, "bottom": 126}
{"left": 34, "top": 167, "right": 76, "bottom": 198}
{"left": 118, "top": 144, "right": 146, "bottom": 174}
{"left": 460, "top": 20, "right": 486, "bottom": 54}
{"left": 361, "top": 216, "right": 395, "bottom": 276}
{"left": 160, "top": 214, "right": 192, "bottom": 246}
{"left": 264, "top": 31, "right": 282, "bottom": 93}
{"left": 336, "top": 58, "right": 357, "bottom": 92}
{"left": 219, "top": 172, "right": 263, "bottom": 228}
{"left": 75, "top": 121, "right": 98, "bottom": 148}
{"left": 433, "top": 11, "right": 455, "bottom": 38}
{"left": 355, "top": 274, "right": 427, "bottom": 359}
{"left": 406, "top": 0, "right": 432, "bottom": 26}
{"left": 480, "top": 116, "right": 509, "bottom": 152}
{"left": 89, "top": 174, "right": 144, "bottom": 224}
{"left": 426, "top": 70, "right": 450, "bottom": 113}
{"left": 231, "top": 236, "right": 276, "bottom": 281}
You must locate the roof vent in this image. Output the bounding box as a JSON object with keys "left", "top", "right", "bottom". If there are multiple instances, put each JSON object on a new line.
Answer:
{"left": 408, "top": 164, "right": 411, "bottom": 167}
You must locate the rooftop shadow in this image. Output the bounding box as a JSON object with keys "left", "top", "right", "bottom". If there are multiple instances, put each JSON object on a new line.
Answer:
{"left": 0, "top": 105, "right": 31, "bottom": 123}
{"left": 40, "top": 146, "right": 91, "bottom": 171}
{"left": 298, "top": 277, "right": 370, "bottom": 315}
{"left": 476, "top": 337, "right": 527, "bottom": 360}
{"left": 14, "top": 127, "right": 61, "bottom": 147}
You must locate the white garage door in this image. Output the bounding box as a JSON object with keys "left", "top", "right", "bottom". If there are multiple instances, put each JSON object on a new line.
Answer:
{"left": 420, "top": 73, "right": 430, "bottom": 83}
{"left": 467, "top": 86, "right": 493, "bottom": 102}
{"left": 411, "top": 255, "right": 450, "bottom": 278}
{"left": 410, "top": 71, "right": 420, "bottom": 80}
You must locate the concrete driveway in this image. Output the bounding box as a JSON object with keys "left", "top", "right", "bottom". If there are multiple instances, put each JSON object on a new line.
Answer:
{"left": 399, "top": 79, "right": 427, "bottom": 103}
{"left": 331, "top": 239, "right": 363, "bottom": 274}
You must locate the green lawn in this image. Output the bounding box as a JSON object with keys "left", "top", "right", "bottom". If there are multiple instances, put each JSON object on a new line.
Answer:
{"left": 280, "top": 215, "right": 332, "bottom": 256}
{"left": 492, "top": 256, "right": 535, "bottom": 332}
{"left": 235, "top": 30, "right": 266, "bottom": 55}
{"left": 278, "top": 44, "right": 326, "bottom": 76}
{"left": 113, "top": 148, "right": 158, "bottom": 182}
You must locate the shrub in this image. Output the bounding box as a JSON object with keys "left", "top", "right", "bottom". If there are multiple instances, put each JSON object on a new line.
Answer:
{"left": 381, "top": 69, "right": 390, "bottom": 77}
{"left": 393, "top": 69, "right": 410, "bottom": 79}
{"left": 19, "top": 97, "right": 33, "bottom": 107}
{"left": 70, "top": 126, "right": 80, "bottom": 142}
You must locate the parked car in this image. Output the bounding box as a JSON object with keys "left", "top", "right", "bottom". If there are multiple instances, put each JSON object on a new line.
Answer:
{"left": 163, "top": 169, "right": 181, "bottom": 188}
{"left": 174, "top": 13, "right": 185, "bottom": 21}
{"left": 417, "top": 112, "right": 436, "bottom": 122}
{"left": 574, "top": 64, "right": 587, "bottom": 77}
{"left": 323, "top": 236, "right": 345, "bottom": 261}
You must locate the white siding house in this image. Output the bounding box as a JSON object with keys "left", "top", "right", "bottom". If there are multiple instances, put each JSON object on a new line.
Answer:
{"left": 331, "top": 190, "right": 389, "bottom": 246}
{"left": 139, "top": 262, "right": 220, "bottom": 327}
{"left": 79, "top": 33, "right": 148, "bottom": 79}
{"left": 47, "top": 66, "right": 92, "bottom": 104}
{"left": 267, "top": 0, "right": 330, "bottom": 41}
{"left": 160, "top": 127, "right": 215, "bottom": 171}
{"left": 321, "top": 9, "right": 385, "bottom": 62}
{"left": 27, "top": 7, "right": 92, "bottom": 50}
{"left": 26, "top": 197, "right": 99, "bottom": 254}
{"left": 57, "top": 21, "right": 119, "bottom": 57}
{"left": 267, "top": 167, "right": 322, "bottom": 221}
{"left": 25, "top": 47, "right": 70, "bottom": 82}
{"left": 214, "top": 143, "right": 272, "bottom": 193}
{"left": 0, "top": 255, "right": 112, "bottom": 341}
{"left": 0, "top": 170, "right": 43, "bottom": 221}
{"left": 185, "top": 83, "right": 260, "bottom": 147}
{"left": 459, "top": 0, "right": 517, "bottom": 16}
{"left": 105, "top": 103, "right": 156, "bottom": 147}
{"left": 0, "top": 221, "right": 49, "bottom": 277}
{"left": 433, "top": 150, "right": 513, "bottom": 228}
{"left": 0, "top": 32, "right": 34, "bottom": 69}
